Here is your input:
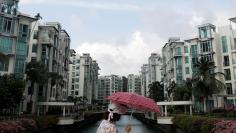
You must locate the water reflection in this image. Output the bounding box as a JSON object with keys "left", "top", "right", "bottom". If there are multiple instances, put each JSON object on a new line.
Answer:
{"left": 79, "top": 115, "right": 158, "bottom": 133}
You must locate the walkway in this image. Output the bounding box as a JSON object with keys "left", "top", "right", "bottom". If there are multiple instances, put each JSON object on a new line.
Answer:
{"left": 78, "top": 115, "right": 164, "bottom": 133}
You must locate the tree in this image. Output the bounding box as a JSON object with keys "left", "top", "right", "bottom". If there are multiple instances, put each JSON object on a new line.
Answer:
{"left": 49, "top": 72, "right": 63, "bottom": 101}
{"left": 78, "top": 96, "right": 88, "bottom": 110}
{"left": 25, "top": 61, "right": 48, "bottom": 111}
{"left": 173, "top": 79, "right": 192, "bottom": 101}
{"left": 193, "top": 57, "right": 225, "bottom": 112}
{"left": 0, "top": 74, "right": 25, "bottom": 114}
{"left": 167, "top": 81, "right": 176, "bottom": 101}
{"left": 148, "top": 81, "right": 164, "bottom": 102}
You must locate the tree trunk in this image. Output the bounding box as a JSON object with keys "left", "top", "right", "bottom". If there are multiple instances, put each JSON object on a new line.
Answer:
{"left": 203, "top": 97, "right": 207, "bottom": 112}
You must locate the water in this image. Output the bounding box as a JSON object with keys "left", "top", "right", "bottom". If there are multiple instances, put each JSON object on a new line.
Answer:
{"left": 79, "top": 115, "right": 159, "bottom": 133}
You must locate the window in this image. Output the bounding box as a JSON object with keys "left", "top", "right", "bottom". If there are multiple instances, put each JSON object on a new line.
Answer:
{"left": 224, "top": 56, "right": 230, "bottom": 66}
{"left": 176, "top": 47, "right": 181, "bottom": 55}
{"left": 71, "top": 85, "right": 74, "bottom": 90}
{"left": 76, "top": 66, "right": 80, "bottom": 70}
{"left": 75, "top": 91, "right": 78, "bottom": 95}
{"left": 190, "top": 45, "right": 198, "bottom": 57}
{"left": 32, "top": 44, "right": 37, "bottom": 53}
{"left": 200, "top": 41, "right": 212, "bottom": 53}
{"left": 75, "top": 78, "right": 79, "bottom": 82}
{"left": 72, "top": 78, "right": 75, "bottom": 83}
{"left": 226, "top": 83, "right": 233, "bottom": 95}
{"left": 77, "top": 60, "right": 80, "bottom": 64}
{"left": 176, "top": 57, "right": 182, "bottom": 66}
{"left": 1, "top": 17, "right": 14, "bottom": 34}
{"left": 224, "top": 69, "right": 231, "bottom": 80}
{"left": 185, "top": 56, "right": 189, "bottom": 64}
{"left": 221, "top": 36, "right": 228, "bottom": 53}
{"left": 0, "top": 37, "right": 13, "bottom": 54}
{"left": 184, "top": 46, "right": 188, "bottom": 53}
{"left": 19, "top": 24, "right": 28, "bottom": 42}
{"left": 0, "top": 59, "right": 9, "bottom": 71}
{"left": 75, "top": 84, "right": 79, "bottom": 89}
{"left": 234, "top": 38, "right": 236, "bottom": 49}
{"left": 185, "top": 67, "right": 190, "bottom": 74}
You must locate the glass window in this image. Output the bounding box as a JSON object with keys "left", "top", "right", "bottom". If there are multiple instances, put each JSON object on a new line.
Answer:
{"left": 32, "top": 44, "right": 37, "bottom": 53}
{"left": 221, "top": 36, "right": 228, "bottom": 53}
{"left": 224, "top": 56, "right": 230, "bottom": 66}
{"left": 226, "top": 83, "right": 232, "bottom": 95}
{"left": 75, "top": 91, "right": 79, "bottom": 95}
{"left": 184, "top": 46, "right": 188, "bottom": 53}
{"left": 224, "top": 69, "right": 231, "bottom": 80}
{"left": 71, "top": 85, "right": 74, "bottom": 90}
{"left": 75, "top": 78, "right": 79, "bottom": 82}
{"left": 185, "top": 56, "right": 189, "bottom": 64}
{"left": 0, "top": 37, "right": 13, "bottom": 54}
{"left": 75, "top": 84, "right": 79, "bottom": 89}
{"left": 19, "top": 24, "right": 28, "bottom": 42}
{"left": 176, "top": 57, "right": 182, "bottom": 65}
{"left": 200, "top": 41, "right": 212, "bottom": 53}
{"left": 176, "top": 47, "right": 181, "bottom": 55}
{"left": 185, "top": 67, "right": 190, "bottom": 75}
{"left": 234, "top": 38, "right": 236, "bottom": 49}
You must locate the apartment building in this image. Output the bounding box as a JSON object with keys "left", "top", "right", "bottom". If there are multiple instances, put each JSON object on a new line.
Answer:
{"left": 162, "top": 21, "right": 236, "bottom": 108}
{"left": 68, "top": 53, "right": 99, "bottom": 104}
{"left": 127, "top": 74, "right": 141, "bottom": 94}
{"left": 0, "top": 0, "right": 36, "bottom": 78}
{"left": 24, "top": 21, "right": 71, "bottom": 113}
{"left": 97, "top": 75, "right": 123, "bottom": 104}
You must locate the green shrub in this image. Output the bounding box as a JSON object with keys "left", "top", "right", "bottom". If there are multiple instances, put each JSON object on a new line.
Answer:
{"left": 33, "top": 115, "right": 58, "bottom": 129}
{"left": 173, "top": 115, "right": 221, "bottom": 133}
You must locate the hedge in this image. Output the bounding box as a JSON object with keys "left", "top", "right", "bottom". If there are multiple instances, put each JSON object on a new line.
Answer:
{"left": 0, "top": 115, "right": 58, "bottom": 133}
{"left": 173, "top": 115, "right": 221, "bottom": 133}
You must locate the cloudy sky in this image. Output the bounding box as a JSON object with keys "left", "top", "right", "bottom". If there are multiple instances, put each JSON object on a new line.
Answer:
{"left": 20, "top": 0, "right": 236, "bottom": 76}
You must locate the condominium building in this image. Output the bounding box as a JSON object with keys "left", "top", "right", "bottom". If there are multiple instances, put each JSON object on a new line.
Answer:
{"left": 162, "top": 21, "right": 236, "bottom": 108}
{"left": 24, "top": 21, "right": 71, "bottom": 113}
{"left": 127, "top": 74, "right": 141, "bottom": 94}
{"left": 140, "top": 64, "right": 149, "bottom": 96}
{"left": 140, "top": 53, "right": 163, "bottom": 97}
{"left": 0, "top": 0, "right": 36, "bottom": 78}
{"left": 68, "top": 53, "right": 99, "bottom": 104}
{"left": 98, "top": 75, "right": 123, "bottom": 104}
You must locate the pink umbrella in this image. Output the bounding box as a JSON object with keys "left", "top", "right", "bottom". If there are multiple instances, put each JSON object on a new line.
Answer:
{"left": 107, "top": 92, "right": 160, "bottom": 113}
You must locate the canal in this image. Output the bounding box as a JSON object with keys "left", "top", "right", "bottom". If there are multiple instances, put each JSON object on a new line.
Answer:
{"left": 78, "top": 115, "right": 162, "bottom": 133}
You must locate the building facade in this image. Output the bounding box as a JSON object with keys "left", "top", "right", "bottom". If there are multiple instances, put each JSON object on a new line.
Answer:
{"left": 97, "top": 75, "right": 123, "bottom": 104}
{"left": 127, "top": 74, "right": 141, "bottom": 94}
{"left": 24, "top": 21, "right": 71, "bottom": 113}
{"left": 162, "top": 21, "right": 236, "bottom": 108}
{"left": 68, "top": 53, "right": 99, "bottom": 104}
{"left": 0, "top": 0, "right": 36, "bottom": 79}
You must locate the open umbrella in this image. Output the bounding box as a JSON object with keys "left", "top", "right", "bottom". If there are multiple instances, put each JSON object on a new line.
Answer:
{"left": 107, "top": 92, "right": 160, "bottom": 113}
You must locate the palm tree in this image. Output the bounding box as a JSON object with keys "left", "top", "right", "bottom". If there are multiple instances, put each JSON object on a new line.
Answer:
{"left": 167, "top": 81, "right": 176, "bottom": 101}
{"left": 193, "top": 57, "right": 225, "bottom": 112}
{"left": 49, "top": 72, "right": 63, "bottom": 101}
{"left": 25, "top": 61, "right": 48, "bottom": 112}
{"left": 78, "top": 96, "right": 88, "bottom": 111}
{"left": 173, "top": 79, "right": 192, "bottom": 101}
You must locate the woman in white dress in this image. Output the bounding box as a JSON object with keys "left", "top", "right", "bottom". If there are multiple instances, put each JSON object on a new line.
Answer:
{"left": 96, "top": 103, "right": 127, "bottom": 133}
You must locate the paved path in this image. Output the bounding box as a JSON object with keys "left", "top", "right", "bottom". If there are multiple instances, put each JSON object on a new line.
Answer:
{"left": 79, "top": 115, "right": 162, "bottom": 133}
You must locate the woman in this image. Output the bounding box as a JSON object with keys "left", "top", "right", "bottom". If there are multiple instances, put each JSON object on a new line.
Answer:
{"left": 96, "top": 103, "right": 127, "bottom": 133}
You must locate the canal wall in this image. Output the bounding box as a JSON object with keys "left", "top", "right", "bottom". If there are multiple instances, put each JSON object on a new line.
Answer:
{"left": 133, "top": 113, "right": 178, "bottom": 133}
{"left": 36, "top": 112, "right": 103, "bottom": 133}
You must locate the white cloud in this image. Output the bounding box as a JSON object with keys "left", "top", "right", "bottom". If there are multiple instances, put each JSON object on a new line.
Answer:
{"left": 75, "top": 31, "right": 164, "bottom": 76}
